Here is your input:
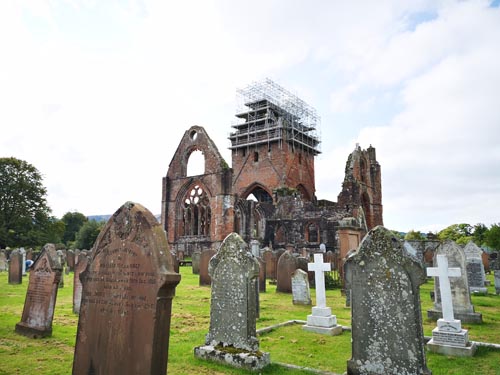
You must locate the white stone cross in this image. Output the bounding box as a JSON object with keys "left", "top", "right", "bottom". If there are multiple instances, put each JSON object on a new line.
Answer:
{"left": 427, "top": 254, "right": 461, "bottom": 322}
{"left": 308, "top": 253, "right": 331, "bottom": 308}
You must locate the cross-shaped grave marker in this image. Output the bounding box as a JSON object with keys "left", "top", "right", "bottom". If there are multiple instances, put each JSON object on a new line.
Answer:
{"left": 308, "top": 253, "right": 331, "bottom": 308}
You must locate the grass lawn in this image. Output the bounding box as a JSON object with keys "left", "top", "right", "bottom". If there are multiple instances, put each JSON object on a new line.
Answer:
{"left": 1, "top": 267, "right": 499, "bottom": 374}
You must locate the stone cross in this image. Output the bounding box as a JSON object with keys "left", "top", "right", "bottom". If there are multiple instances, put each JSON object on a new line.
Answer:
{"left": 308, "top": 253, "right": 331, "bottom": 308}
{"left": 427, "top": 254, "right": 461, "bottom": 322}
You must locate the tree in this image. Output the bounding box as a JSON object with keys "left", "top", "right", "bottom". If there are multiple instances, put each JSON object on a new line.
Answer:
{"left": 404, "top": 230, "right": 424, "bottom": 241}
{"left": 472, "top": 223, "right": 488, "bottom": 246}
{"left": 484, "top": 224, "right": 500, "bottom": 250}
{"left": 61, "top": 211, "right": 87, "bottom": 245}
{"left": 437, "top": 223, "right": 472, "bottom": 244}
{"left": 0, "top": 157, "right": 52, "bottom": 248}
{"left": 75, "top": 220, "right": 104, "bottom": 249}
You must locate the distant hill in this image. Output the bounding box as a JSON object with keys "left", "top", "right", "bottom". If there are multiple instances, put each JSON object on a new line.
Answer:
{"left": 87, "top": 214, "right": 162, "bottom": 222}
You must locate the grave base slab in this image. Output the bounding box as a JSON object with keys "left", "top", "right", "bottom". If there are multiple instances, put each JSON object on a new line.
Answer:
{"left": 15, "top": 322, "right": 51, "bottom": 339}
{"left": 426, "top": 339, "right": 477, "bottom": 357}
{"left": 427, "top": 309, "right": 483, "bottom": 324}
{"left": 194, "top": 345, "right": 270, "bottom": 372}
{"left": 302, "top": 324, "right": 342, "bottom": 336}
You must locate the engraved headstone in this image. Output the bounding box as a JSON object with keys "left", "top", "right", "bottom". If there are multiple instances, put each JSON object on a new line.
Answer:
{"left": 194, "top": 233, "right": 270, "bottom": 371}
{"left": 257, "top": 257, "right": 266, "bottom": 293}
{"left": 15, "top": 244, "right": 62, "bottom": 338}
{"left": 263, "top": 249, "right": 276, "bottom": 280}
{"left": 20, "top": 248, "right": 26, "bottom": 275}
{"left": 276, "top": 251, "right": 298, "bottom": 293}
{"left": 8, "top": 249, "right": 23, "bottom": 284}
{"left": 250, "top": 240, "right": 260, "bottom": 258}
{"left": 427, "top": 241, "right": 482, "bottom": 323}
{"left": 192, "top": 251, "right": 201, "bottom": 274}
{"left": 345, "top": 226, "right": 431, "bottom": 375}
{"left": 199, "top": 249, "right": 217, "bottom": 286}
{"left": 464, "top": 241, "right": 487, "bottom": 294}
{"left": 0, "top": 250, "right": 7, "bottom": 271}
{"left": 73, "top": 253, "right": 89, "bottom": 315}
{"left": 56, "top": 250, "right": 65, "bottom": 288}
{"left": 292, "top": 269, "right": 311, "bottom": 305}
{"left": 303, "top": 254, "right": 342, "bottom": 335}
{"left": 72, "top": 202, "right": 181, "bottom": 375}
{"left": 66, "top": 250, "right": 75, "bottom": 272}
{"left": 426, "top": 254, "right": 477, "bottom": 356}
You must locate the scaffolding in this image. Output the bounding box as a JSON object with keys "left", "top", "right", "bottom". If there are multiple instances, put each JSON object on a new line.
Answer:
{"left": 229, "top": 78, "right": 321, "bottom": 155}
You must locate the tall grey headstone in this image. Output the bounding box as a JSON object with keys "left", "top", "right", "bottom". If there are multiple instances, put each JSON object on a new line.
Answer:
{"left": 292, "top": 269, "right": 311, "bottom": 305}
{"left": 194, "top": 233, "right": 270, "bottom": 371}
{"left": 345, "top": 226, "right": 431, "bottom": 375}
{"left": 426, "top": 254, "right": 477, "bottom": 356}
{"left": 463, "top": 241, "right": 487, "bottom": 294}
{"left": 0, "top": 250, "right": 7, "bottom": 271}
{"left": 427, "top": 241, "right": 482, "bottom": 323}
{"left": 192, "top": 251, "right": 201, "bottom": 274}
{"left": 20, "top": 248, "right": 26, "bottom": 275}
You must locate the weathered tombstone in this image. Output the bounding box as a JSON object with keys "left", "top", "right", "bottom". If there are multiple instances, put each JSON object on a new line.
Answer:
{"left": 495, "top": 271, "right": 500, "bottom": 295}
{"left": 303, "top": 253, "right": 341, "bottom": 335}
{"left": 8, "top": 249, "right": 23, "bottom": 284}
{"left": 263, "top": 249, "right": 275, "bottom": 280}
{"left": 192, "top": 251, "right": 201, "bottom": 274}
{"left": 426, "top": 254, "right": 477, "bottom": 356}
{"left": 177, "top": 250, "right": 184, "bottom": 261}
{"left": 276, "top": 251, "right": 299, "bottom": 293}
{"left": 73, "top": 253, "right": 89, "bottom": 315}
{"left": 66, "top": 250, "right": 75, "bottom": 272}
{"left": 345, "top": 226, "right": 431, "bottom": 375}
{"left": 15, "top": 244, "right": 62, "bottom": 338}
{"left": 292, "top": 269, "right": 311, "bottom": 305}
{"left": 57, "top": 249, "right": 65, "bottom": 288}
{"left": 464, "top": 241, "right": 487, "bottom": 294}
{"left": 171, "top": 251, "right": 180, "bottom": 273}
{"left": 20, "top": 248, "right": 26, "bottom": 275}
{"left": 325, "top": 250, "right": 334, "bottom": 264}
{"left": 257, "top": 257, "right": 266, "bottom": 293}
{"left": 26, "top": 248, "right": 34, "bottom": 261}
{"left": 250, "top": 240, "right": 260, "bottom": 258}
{"left": 194, "top": 233, "right": 270, "bottom": 371}
{"left": 427, "top": 241, "right": 482, "bottom": 323}
{"left": 0, "top": 250, "right": 7, "bottom": 271}
{"left": 199, "top": 249, "right": 217, "bottom": 286}
{"left": 72, "top": 202, "right": 181, "bottom": 375}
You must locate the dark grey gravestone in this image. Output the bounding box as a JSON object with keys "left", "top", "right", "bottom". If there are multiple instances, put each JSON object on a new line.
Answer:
{"left": 15, "top": 244, "right": 62, "bottom": 338}
{"left": 345, "top": 226, "right": 431, "bottom": 375}
{"left": 8, "top": 249, "right": 23, "bottom": 284}
{"left": 195, "top": 233, "right": 270, "bottom": 371}
{"left": 464, "top": 241, "right": 487, "bottom": 294}
{"left": 73, "top": 202, "right": 181, "bottom": 375}
{"left": 427, "top": 241, "right": 482, "bottom": 323}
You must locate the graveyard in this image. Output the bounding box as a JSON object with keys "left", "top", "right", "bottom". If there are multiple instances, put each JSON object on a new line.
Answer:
{"left": 1, "top": 261, "right": 500, "bottom": 374}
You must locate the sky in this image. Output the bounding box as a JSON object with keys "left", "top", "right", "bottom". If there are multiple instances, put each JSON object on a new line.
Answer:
{"left": 1, "top": 0, "right": 499, "bottom": 233}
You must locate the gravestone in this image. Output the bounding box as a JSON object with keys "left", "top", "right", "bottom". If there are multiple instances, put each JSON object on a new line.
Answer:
{"left": 463, "top": 241, "right": 487, "bottom": 294}
{"left": 192, "top": 251, "right": 201, "bottom": 274}
{"left": 345, "top": 226, "right": 431, "bottom": 375}
{"left": 303, "top": 254, "right": 342, "bottom": 335}
{"left": 73, "top": 253, "right": 89, "bottom": 315}
{"left": 263, "top": 249, "right": 275, "bottom": 280}
{"left": 72, "top": 202, "right": 181, "bottom": 375}
{"left": 15, "top": 244, "right": 62, "bottom": 338}
{"left": 0, "top": 250, "right": 7, "bottom": 271}
{"left": 8, "top": 249, "right": 23, "bottom": 284}
{"left": 426, "top": 254, "right": 477, "bottom": 356}
{"left": 250, "top": 240, "right": 260, "bottom": 258}
{"left": 57, "top": 249, "right": 65, "bottom": 288}
{"left": 66, "top": 250, "right": 75, "bottom": 272}
{"left": 199, "top": 249, "right": 217, "bottom": 286}
{"left": 20, "top": 248, "right": 26, "bottom": 275}
{"left": 194, "top": 233, "right": 270, "bottom": 371}
{"left": 276, "top": 251, "right": 298, "bottom": 293}
{"left": 292, "top": 269, "right": 311, "bottom": 305}
{"left": 26, "top": 248, "right": 34, "bottom": 261}
{"left": 495, "top": 271, "right": 500, "bottom": 295}
{"left": 257, "top": 257, "right": 266, "bottom": 293}
{"left": 427, "top": 241, "right": 482, "bottom": 323}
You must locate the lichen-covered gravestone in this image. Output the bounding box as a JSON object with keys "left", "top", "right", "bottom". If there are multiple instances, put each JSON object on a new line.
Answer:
{"left": 72, "top": 252, "right": 89, "bottom": 315}
{"left": 72, "top": 202, "right": 181, "bottom": 375}
{"left": 427, "top": 241, "right": 482, "bottom": 323}
{"left": 463, "top": 241, "right": 487, "bottom": 294}
{"left": 345, "top": 226, "right": 431, "bottom": 375}
{"left": 292, "top": 269, "right": 311, "bottom": 305}
{"left": 8, "top": 249, "right": 23, "bottom": 284}
{"left": 15, "top": 244, "right": 62, "bottom": 338}
{"left": 194, "top": 233, "right": 270, "bottom": 371}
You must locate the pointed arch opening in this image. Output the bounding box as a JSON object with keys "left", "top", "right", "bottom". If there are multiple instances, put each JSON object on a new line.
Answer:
{"left": 244, "top": 185, "right": 273, "bottom": 203}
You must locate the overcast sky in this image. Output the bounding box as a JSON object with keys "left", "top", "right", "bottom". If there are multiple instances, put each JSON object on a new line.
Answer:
{"left": 1, "top": 0, "right": 499, "bottom": 233}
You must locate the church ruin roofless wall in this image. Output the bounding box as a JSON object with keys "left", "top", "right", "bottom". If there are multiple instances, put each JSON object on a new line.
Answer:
{"left": 161, "top": 79, "right": 383, "bottom": 256}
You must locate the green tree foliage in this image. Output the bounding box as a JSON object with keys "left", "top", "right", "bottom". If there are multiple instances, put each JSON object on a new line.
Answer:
{"left": 404, "top": 230, "right": 424, "bottom": 240}
{"left": 61, "top": 211, "right": 87, "bottom": 245}
{"left": 0, "top": 157, "right": 53, "bottom": 248}
{"left": 75, "top": 220, "right": 104, "bottom": 249}
{"left": 484, "top": 224, "right": 500, "bottom": 250}
{"left": 438, "top": 223, "right": 473, "bottom": 244}
{"left": 472, "top": 223, "right": 488, "bottom": 246}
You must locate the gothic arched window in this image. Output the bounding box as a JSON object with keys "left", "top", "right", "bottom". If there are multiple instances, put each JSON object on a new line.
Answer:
{"left": 183, "top": 185, "right": 210, "bottom": 236}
